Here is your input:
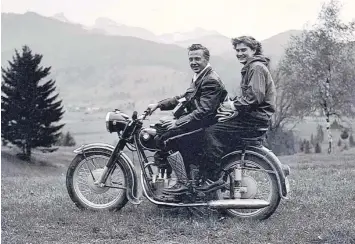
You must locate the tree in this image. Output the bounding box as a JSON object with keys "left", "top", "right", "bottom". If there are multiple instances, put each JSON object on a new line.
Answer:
{"left": 340, "top": 129, "right": 349, "bottom": 140}
{"left": 265, "top": 128, "right": 296, "bottom": 156}
{"left": 316, "top": 125, "right": 325, "bottom": 143}
{"left": 299, "top": 139, "right": 304, "bottom": 152}
{"left": 311, "top": 134, "right": 315, "bottom": 147}
{"left": 56, "top": 131, "right": 76, "bottom": 147}
{"left": 350, "top": 134, "right": 355, "bottom": 147}
{"left": 275, "top": 0, "right": 355, "bottom": 153}
{"left": 269, "top": 68, "right": 299, "bottom": 131}
{"left": 266, "top": 68, "right": 299, "bottom": 156}
{"left": 315, "top": 143, "right": 322, "bottom": 153}
{"left": 1, "top": 46, "right": 65, "bottom": 160}
{"left": 304, "top": 140, "right": 311, "bottom": 154}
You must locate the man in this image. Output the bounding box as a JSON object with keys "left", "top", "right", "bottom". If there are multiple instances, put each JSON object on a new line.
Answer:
{"left": 147, "top": 44, "right": 227, "bottom": 195}
{"left": 198, "top": 36, "right": 276, "bottom": 191}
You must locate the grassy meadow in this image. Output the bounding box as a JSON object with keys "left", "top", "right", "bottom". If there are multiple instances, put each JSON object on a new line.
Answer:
{"left": 2, "top": 141, "right": 355, "bottom": 243}
{"left": 2, "top": 112, "right": 355, "bottom": 243}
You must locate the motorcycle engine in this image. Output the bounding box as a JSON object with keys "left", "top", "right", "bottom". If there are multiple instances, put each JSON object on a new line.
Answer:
{"left": 149, "top": 151, "right": 174, "bottom": 194}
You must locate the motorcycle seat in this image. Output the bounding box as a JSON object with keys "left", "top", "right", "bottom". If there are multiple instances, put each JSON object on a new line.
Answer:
{"left": 239, "top": 128, "right": 268, "bottom": 147}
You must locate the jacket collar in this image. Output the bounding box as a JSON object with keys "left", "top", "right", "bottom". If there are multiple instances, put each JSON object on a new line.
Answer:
{"left": 192, "top": 63, "right": 212, "bottom": 83}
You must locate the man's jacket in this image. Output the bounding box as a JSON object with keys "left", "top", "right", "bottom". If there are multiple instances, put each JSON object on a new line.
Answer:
{"left": 232, "top": 55, "right": 276, "bottom": 122}
{"left": 158, "top": 66, "right": 228, "bottom": 129}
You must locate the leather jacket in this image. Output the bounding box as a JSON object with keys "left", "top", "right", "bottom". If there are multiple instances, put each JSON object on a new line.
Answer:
{"left": 158, "top": 66, "right": 228, "bottom": 129}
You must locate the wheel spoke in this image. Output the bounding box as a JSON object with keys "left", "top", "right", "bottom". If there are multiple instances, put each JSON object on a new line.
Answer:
{"left": 90, "top": 158, "right": 98, "bottom": 169}
{"left": 78, "top": 186, "right": 91, "bottom": 193}
{"left": 83, "top": 160, "right": 96, "bottom": 181}
{"left": 216, "top": 159, "right": 276, "bottom": 218}
{"left": 72, "top": 153, "right": 127, "bottom": 209}
{"left": 77, "top": 177, "right": 89, "bottom": 185}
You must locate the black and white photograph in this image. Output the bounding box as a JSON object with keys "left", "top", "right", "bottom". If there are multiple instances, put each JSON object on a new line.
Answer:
{"left": 1, "top": 0, "right": 355, "bottom": 243}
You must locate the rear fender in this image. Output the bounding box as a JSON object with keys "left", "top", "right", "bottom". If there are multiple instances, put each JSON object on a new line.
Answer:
{"left": 221, "top": 145, "right": 289, "bottom": 199}
{"left": 73, "top": 143, "right": 141, "bottom": 204}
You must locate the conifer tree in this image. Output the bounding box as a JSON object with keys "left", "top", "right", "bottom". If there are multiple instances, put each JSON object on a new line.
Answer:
{"left": 1, "top": 46, "right": 65, "bottom": 159}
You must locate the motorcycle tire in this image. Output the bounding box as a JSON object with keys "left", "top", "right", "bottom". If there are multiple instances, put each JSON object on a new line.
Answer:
{"left": 217, "top": 153, "right": 281, "bottom": 220}
{"left": 66, "top": 149, "right": 128, "bottom": 211}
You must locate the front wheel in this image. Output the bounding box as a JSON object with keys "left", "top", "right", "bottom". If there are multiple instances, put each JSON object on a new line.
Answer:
{"left": 216, "top": 154, "right": 281, "bottom": 220}
{"left": 66, "top": 149, "right": 128, "bottom": 211}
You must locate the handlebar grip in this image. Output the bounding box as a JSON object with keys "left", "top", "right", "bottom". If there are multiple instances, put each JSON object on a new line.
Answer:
{"left": 132, "top": 111, "right": 138, "bottom": 120}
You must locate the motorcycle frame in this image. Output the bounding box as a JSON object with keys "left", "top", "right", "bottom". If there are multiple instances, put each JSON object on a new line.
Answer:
{"left": 74, "top": 114, "right": 215, "bottom": 207}
{"left": 74, "top": 111, "right": 289, "bottom": 208}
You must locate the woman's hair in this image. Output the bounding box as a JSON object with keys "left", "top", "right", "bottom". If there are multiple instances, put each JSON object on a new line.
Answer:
{"left": 187, "top": 44, "right": 210, "bottom": 61}
{"left": 231, "top": 36, "right": 263, "bottom": 55}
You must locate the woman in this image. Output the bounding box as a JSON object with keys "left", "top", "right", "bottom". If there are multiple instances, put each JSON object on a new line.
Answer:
{"left": 198, "top": 36, "right": 277, "bottom": 191}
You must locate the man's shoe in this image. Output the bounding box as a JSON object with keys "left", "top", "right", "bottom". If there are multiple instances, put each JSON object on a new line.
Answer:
{"left": 162, "top": 152, "right": 190, "bottom": 195}
{"left": 196, "top": 178, "right": 225, "bottom": 192}
{"left": 162, "top": 182, "right": 189, "bottom": 195}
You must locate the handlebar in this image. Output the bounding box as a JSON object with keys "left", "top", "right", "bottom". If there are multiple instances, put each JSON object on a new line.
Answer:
{"left": 132, "top": 110, "right": 150, "bottom": 122}
{"left": 132, "top": 111, "right": 138, "bottom": 120}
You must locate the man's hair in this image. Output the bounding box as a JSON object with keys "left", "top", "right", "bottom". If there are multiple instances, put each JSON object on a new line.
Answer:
{"left": 231, "top": 36, "right": 263, "bottom": 55}
{"left": 187, "top": 44, "right": 210, "bottom": 61}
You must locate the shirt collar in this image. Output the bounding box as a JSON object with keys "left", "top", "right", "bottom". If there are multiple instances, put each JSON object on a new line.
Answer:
{"left": 193, "top": 63, "right": 211, "bottom": 82}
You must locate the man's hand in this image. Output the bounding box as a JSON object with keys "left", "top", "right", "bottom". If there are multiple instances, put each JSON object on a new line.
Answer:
{"left": 161, "top": 119, "right": 177, "bottom": 130}
{"left": 146, "top": 103, "right": 159, "bottom": 115}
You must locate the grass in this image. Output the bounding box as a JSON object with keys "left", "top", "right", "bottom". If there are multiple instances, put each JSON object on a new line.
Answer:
{"left": 2, "top": 146, "right": 355, "bottom": 244}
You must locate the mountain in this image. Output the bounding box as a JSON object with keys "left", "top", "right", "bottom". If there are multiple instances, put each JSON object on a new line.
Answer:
{"left": 1, "top": 11, "right": 302, "bottom": 112}
{"left": 174, "top": 34, "right": 233, "bottom": 57}
{"left": 158, "top": 28, "right": 222, "bottom": 43}
{"left": 92, "top": 17, "right": 160, "bottom": 42}
{"left": 1, "top": 12, "right": 239, "bottom": 110}
{"left": 89, "top": 23, "right": 223, "bottom": 44}
{"left": 176, "top": 30, "right": 303, "bottom": 62}
{"left": 256, "top": 30, "right": 303, "bottom": 65}
{"left": 51, "top": 12, "right": 70, "bottom": 23}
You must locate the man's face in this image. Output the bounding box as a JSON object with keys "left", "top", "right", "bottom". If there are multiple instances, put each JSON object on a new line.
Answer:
{"left": 188, "top": 50, "right": 208, "bottom": 73}
{"left": 234, "top": 43, "right": 256, "bottom": 64}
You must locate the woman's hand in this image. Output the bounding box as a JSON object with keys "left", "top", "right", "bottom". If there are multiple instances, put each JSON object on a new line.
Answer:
{"left": 216, "top": 100, "right": 238, "bottom": 122}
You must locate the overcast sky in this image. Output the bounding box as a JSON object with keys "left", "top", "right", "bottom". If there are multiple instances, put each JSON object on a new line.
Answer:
{"left": 1, "top": 0, "right": 354, "bottom": 40}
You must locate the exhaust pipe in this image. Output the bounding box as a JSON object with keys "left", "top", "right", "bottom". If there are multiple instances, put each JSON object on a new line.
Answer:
{"left": 207, "top": 199, "right": 270, "bottom": 209}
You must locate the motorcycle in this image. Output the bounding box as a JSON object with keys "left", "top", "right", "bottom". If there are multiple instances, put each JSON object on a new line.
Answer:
{"left": 66, "top": 109, "right": 291, "bottom": 220}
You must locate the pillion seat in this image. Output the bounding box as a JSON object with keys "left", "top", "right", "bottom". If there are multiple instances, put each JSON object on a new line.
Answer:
{"left": 239, "top": 127, "right": 269, "bottom": 147}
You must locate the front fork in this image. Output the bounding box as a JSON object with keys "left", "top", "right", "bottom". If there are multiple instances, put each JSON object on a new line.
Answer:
{"left": 94, "top": 140, "right": 127, "bottom": 186}
{"left": 229, "top": 148, "right": 246, "bottom": 199}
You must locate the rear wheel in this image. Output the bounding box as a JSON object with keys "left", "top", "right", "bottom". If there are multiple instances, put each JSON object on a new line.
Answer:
{"left": 216, "top": 154, "right": 281, "bottom": 220}
{"left": 66, "top": 150, "right": 128, "bottom": 211}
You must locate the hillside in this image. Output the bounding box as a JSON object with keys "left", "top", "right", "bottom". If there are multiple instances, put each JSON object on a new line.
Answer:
{"left": 92, "top": 17, "right": 160, "bottom": 42}
{"left": 175, "top": 34, "right": 234, "bottom": 57}
{"left": 173, "top": 30, "right": 302, "bottom": 62}
{"left": 1, "top": 12, "right": 242, "bottom": 109}
{"left": 260, "top": 30, "right": 303, "bottom": 65}
{"left": 1, "top": 12, "right": 298, "bottom": 110}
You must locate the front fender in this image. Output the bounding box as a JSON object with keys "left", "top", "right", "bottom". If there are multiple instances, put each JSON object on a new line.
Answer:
{"left": 73, "top": 143, "right": 115, "bottom": 154}
{"left": 221, "top": 145, "right": 290, "bottom": 199}
{"left": 73, "top": 143, "right": 141, "bottom": 204}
